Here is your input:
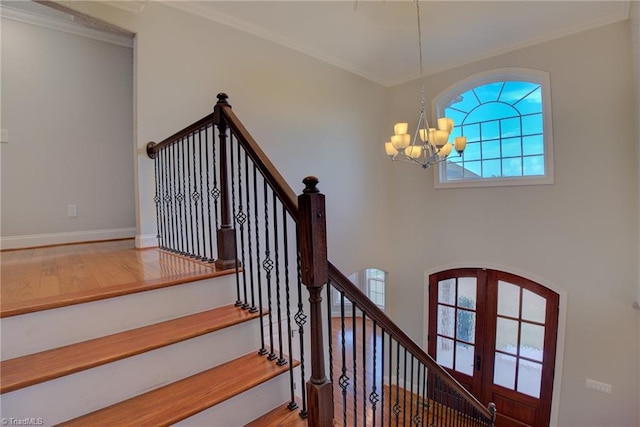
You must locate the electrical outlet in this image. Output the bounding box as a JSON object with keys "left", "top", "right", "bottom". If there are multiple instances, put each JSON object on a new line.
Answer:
{"left": 67, "top": 204, "right": 78, "bottom": 218}
{"left": 586, "top": 379, "right": 612, "bottom": 394}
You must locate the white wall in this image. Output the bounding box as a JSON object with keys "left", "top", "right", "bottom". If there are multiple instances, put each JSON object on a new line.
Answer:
{"left": 0, "top": 17, "right": 135, "bottom": 247}
{"left": 389, "top": 21, "right": 638, "bottom": 427}
{"left": 59, "top": 1, "right": 392, "bottom": 279}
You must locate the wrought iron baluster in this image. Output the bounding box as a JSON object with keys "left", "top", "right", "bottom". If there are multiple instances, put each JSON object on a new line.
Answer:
{"left": 204, "top": 126, "right": 214, "bottom": 262}
{"left": 381, "top": 331, "right": 385, "bottom": 427}
{"left": 169, "top": 143, "right": 177, "bottom": 252}
{"left": 362, "top": 312, "right": 367, "bottom": 425}
{"left": 326, "top": 281, "right": 334, "bottom": 386}
{"left": 370, "top": 321, "right": 379, "bottom": 427}
{"left": 282, "top": 205, "right": 296, "bottom": 410}
{"left": 294, "top": 249, "right": 307, "bottom": 418}
{"left": 339, "top": 292, "right": 348, "bottom": 427}
{"left": 263, "top": 182, "right": 276, "bottom": 360}
{"left": 402, "top": 347, "right": 407, "bottom": 427}
{"left": 388, "top": 336, "right": 393, "bottom": 427}
{"left": 211, "top": 125, "right": 220, "bottom": 239}
{"left": 186, "top": 134, "right": 194, "bottom": 257}
{"left": 245, "top": 152, "right": 257, "bottom": 313}
{"left": 273, "top": 193, "right": 286, "bottom": 365}
{"left": 230, "top": 134, "right": 242, "bottom": 306}
{"left": 235, "top": 137, "right": 249, "bottom": 309}
{"left": 352, "top": 302, "right": 358, "bottom": 427}
{"left": 411, "top": 356, "right": 419, "bottom": 426}
{"left": 394, "top": 341, "right": 401, "bottom": 426}
{"left": 421, "top": 364, "right": 427, "bottom": 427}
{"left": 153, "top": 149, "right": 162, "bottom": 249}
{"left": 191, "top": 132, "right": 202, "bottom": 258}
{"left": 161, "top": 147, "right": 172, "bottom": 250}
{"left": 194, "top": 131, "right": 203, "bottom": 259}
{"left": 177, "top": 139, "right": 186, "bottom": 255}
{"left": 254, "top": 166, "right": 267, "bottom": 355}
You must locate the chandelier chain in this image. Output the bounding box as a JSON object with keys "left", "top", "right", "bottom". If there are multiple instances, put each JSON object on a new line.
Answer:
{"left": 415, "top": 0, "right": 425, "bottom": 111}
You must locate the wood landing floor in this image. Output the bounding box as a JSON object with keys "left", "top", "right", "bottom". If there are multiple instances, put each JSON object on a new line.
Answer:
{"left": 0, "top": 239, "right": 226, "bottom": 317}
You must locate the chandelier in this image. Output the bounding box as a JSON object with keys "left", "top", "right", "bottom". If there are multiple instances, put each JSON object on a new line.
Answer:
{"left": 384, "top": 0, "right": 467, "bottom": 169}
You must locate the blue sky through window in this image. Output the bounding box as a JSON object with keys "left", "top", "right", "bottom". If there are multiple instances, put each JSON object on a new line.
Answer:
{"left": 443, "top": 81, "right": 544, "bottom": 180}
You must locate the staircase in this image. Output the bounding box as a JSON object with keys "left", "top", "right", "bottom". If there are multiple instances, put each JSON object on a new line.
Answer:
{"left": 0, "top": 262, "right": 298, "bottom": 426}
{"left": 1, "top": 93, "right": 496, "bottom": 427}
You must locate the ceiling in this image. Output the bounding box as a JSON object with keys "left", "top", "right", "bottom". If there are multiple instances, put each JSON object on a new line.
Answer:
{"left": 166, "top": 1, "right": 630, "bottom": 87}
{"left": 4, "top": 1, "right": 630, "bottom": 87}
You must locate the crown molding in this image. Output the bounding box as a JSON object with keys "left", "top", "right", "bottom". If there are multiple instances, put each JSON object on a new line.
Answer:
{"left": 102, "top": 1, "right": 148, "bottom": 14}
{"left": 161, "top": 0, "right": 631, "bottom": 88}
{"left": 161, "top": 1, "right": 387, "bottom": 86}
{"left": 0, "top": 4, "right": 133, "bottom": 48}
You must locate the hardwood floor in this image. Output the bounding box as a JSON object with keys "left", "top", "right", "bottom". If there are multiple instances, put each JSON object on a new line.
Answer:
{"left": 0, "top": 239, "right": 225, "bottom": 317}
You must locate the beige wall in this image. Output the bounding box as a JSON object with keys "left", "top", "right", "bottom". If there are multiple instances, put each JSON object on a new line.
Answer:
{"left": 60, "top": 0, "right": 393, "bottom": 278}
{"left": 44, "top": 2, "right": 640, "bottom": 426}
{"left": 0, "top": 17, "right": 135, "bottom": 244}
{"left": 389, "top": 21, "right": 638, "bottom": 427}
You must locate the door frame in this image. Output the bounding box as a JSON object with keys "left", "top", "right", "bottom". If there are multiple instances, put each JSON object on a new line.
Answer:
{"left": 423, "top": 263, "right": 567, "bottom": 427}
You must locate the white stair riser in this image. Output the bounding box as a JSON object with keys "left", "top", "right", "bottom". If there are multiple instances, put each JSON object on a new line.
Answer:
{"left": 176, "top": 366, "right": 302, "bottom": 427}
{"left": 0, "top": 274, "right": 236, "bottom": 360}
{"left": 1, "top": 318, "right": 260, "bottom": 426}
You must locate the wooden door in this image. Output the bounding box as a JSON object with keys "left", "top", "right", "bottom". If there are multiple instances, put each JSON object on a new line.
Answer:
{"left": 429, "top": 269, "right": 559, "bottom": 427}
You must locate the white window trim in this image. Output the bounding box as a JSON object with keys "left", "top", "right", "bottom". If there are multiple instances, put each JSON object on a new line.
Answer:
{"left": 432, "top": 68, "right": 555, "bottom": 189}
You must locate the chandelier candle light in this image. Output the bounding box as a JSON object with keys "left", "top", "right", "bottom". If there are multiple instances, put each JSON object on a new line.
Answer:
{"left": 384, "top": 0, "right": 467, "bottom": 169}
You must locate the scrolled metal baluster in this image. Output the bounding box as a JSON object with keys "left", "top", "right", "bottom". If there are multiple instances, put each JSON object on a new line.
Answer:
{"left": 294, "top": 249, "right": 308, "bottom": 418}
{"left": 326, "top": 281, "right": 334, "bottom": 386}
{"left": 352, "top": 302, "right": 358, "bottom": 427}
{"left": 369, "top": 321, "right": 379, "bottom": 427}
{"left": 339, "top": 292, "right": 349, "bottom": 427}
{"left": 204, "top": 126, "right": 215, "bottom": 261}
{"left": 210, "top": 126, "right": 221, "bottom": 251}
{"left": 273, "top": 192, "right": 286, "bottom": 365}
{"left": 254, "top": 166, "right": 267, "bottom": 356}
{"left": 402, "top": 347, "right": 407, "bottom": 427}
{"left": 362, "top": 312, "right": 367, "bottom": 425}
{"left": 393, "top": 341, "right": 401, "bottom": 426}
{"left": 186, "top": 134, "right": 194, "bottom": 257}
{"left": 193, "top": 131, "right": 203, "bottom": 259}
{"left": 177, "top": 140, "right": 186, "bottom": 255}
{"left": 282, "top": 205, "right": 296, "bottom": 410}
{"left": 263, "top": 182, "right": 276, "bottom": 360}
{"left": 152, "top": 148, "right": 162, "bottom": 249}
{"left": 234, "top": 136, "right": 249, "bottom": 309}
{"left": 246, "top": 153, "right": 257, "bottom": 313}
{"left": 229, "top": 134, "right": 242, "bottom": 306}
{"left": 410, "top": 355, "right": 417, "bottom": 426}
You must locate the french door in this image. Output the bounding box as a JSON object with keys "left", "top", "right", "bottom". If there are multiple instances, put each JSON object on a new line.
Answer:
{"left": 428, "top": 269, "right": 559, "bottom": 427}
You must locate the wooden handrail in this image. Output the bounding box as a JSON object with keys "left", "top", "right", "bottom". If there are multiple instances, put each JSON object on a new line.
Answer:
{"left": 146, "top": 94, "right": 494, "bottom": 424}
{"left": 327, "top": 262, "right": 493, "bottom": 420}
{"left": 217, "top": 100, "right": 299, "bottom": 218}
{"left": 146, "top": 112, "right": 216, "bottom": 159}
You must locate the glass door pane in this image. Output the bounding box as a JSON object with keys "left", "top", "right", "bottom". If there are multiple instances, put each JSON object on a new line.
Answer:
{"left": 435, "top": 277, "right": 478, "bottom": 376}
{"left": 493, "top": 280, "right": 547, "bottom": 399}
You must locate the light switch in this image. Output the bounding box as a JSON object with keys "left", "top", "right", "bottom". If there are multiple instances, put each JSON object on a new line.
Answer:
{"left": 0, "top": 129, "right": 8, "bottom": 143}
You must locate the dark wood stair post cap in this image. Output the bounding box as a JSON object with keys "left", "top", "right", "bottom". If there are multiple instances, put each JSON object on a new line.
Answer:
{"left": 216, "top": 93, "right": 229, "bottom": 105}
{"left": 302, "top": 176, "right": 320, "bottom": 194}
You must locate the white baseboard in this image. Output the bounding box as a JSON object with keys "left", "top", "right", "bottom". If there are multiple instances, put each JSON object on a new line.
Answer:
{"left": 0, "top": 228, "right": 136, "bottom": 250}
{"left": 135, "top": 234, "right": 158, "bottom": 249}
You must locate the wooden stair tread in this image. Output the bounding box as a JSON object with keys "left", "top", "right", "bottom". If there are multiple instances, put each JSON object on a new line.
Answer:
{"left": 245, "top": 401, "right": 308, "bottom": 427}
{"left": 58, "top": 352, "right": 298, "bottom": 426}
{"left": 1, "top": 304, "right": 262, "bottom": 394}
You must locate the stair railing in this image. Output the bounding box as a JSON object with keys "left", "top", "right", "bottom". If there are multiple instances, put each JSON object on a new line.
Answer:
{"left": 147, "top": 93, "right": 496, "bottom": 426}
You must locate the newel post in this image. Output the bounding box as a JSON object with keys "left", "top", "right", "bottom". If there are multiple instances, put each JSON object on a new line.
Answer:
{"left": 213, "top": 93, "right": 238, "bottom": 270}
{"left": 298, "top": 176, "right": 334, "bottom": 427}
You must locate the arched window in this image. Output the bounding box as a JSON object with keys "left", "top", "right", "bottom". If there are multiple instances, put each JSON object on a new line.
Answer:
{"left": 434, "top": 68, "right": 554, "bottom": 188}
